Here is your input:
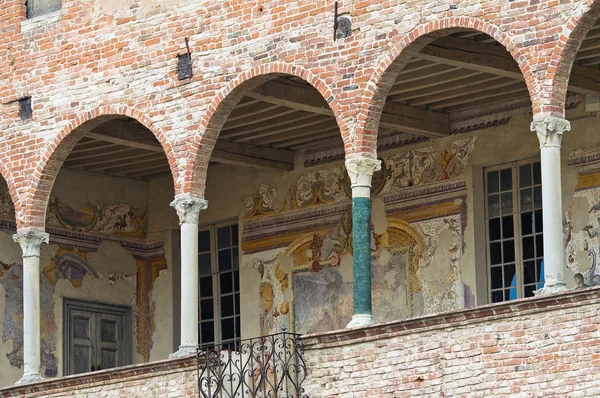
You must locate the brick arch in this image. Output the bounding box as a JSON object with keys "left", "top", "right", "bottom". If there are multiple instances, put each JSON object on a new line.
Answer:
{"left": 545, "top": 0, "right": 600, "bottom": 117}
{"left": 22, "top": 105, "right": 179, "bottom": 230}
{"left": 356, "top": 18, "right": 535, "bottom": 156}
{"left": 185, "top": 62, "right": 342, "bottom": 198}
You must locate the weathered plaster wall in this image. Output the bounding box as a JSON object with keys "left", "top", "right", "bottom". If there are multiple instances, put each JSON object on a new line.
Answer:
{"left": 0, "top": 168, "right": 176, "bottom": 386}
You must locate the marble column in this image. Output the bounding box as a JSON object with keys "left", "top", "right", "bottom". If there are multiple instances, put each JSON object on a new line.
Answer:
{"left": 170, "top": 195, "right": 208, "bottom": 357}
{"left": 345, "top": 156, "right": 381, "bottom": 328}
{"left": 13, "top": 230, "right": 49, "bottom": 385}
{"left": 531, "top": 116, "right": 570, "bottom": 295}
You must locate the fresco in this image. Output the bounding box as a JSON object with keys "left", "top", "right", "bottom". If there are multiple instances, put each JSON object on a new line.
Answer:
{"left": 242, "top": 137, "right": 475, "bottom": 336}
{"left": 47, "top": 197, "right": 147, "bottom": 239}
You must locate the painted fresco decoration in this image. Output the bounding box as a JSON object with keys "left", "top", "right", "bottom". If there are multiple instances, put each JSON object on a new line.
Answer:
{"left": 0, "top": 262, "right": 58, "bottom": 377}
{"left": 564, "top": 181, "right": 600, "bottom": 287}
{"left": 44, "top": 248, "right": 98, "bottom": 288}
{"left": 384, "top": 137, "right": 476, "bottom": 190}
{"left": 245, "top": 183, "right": 279, "bottom": 218}
{"left": 47, "top": 197, "right": 147, "bottom": 239}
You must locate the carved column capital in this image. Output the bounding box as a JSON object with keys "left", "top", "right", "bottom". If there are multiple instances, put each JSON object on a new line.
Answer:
{"left": 170, "top": 195, "right": 208, "bottom": 225}
{"left": 531, "top": 116, "right": 571, "bottom": 148}
{"left": 345, "top": 157, "right": 382, "bottom": 189}
{"left": 13, "top": 230, "right": 49, "bottom": 258}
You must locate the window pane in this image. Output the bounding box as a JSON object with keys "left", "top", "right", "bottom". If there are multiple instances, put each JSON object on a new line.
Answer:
{"left": 533, "top": 162, "right": 541, "bottom": 185}
{"left": 533, "top": 186, "right": 542, "bottom": 209}
{"left": 199, "top": 253, "right": 212, "bottom": 276}
{"left": 537, "top": 259, "right": 544, "bottom": 284}
{"left": 519, "top": 164, "right": 532, "bottom": 188}
{"left": 235, "top": 293, "right": 240, "bottom": 315}
{"left": 200, "top": 276, "right": 213, "bottom": 297}
{"left": 218, "top": 249, "right": 232, "bottom": 271}
{"left": 524, "top": 284, "right": 536, "bottom": 298}
{"left": 522, "top": 236, "right": 535, "bottom": 259}
{"left": 521, "top": 212, "right": 533, "bottom": 236}
{"left": 500, "top": 169, "right": 512, "bottom": 191}
{"left": 199, "top": 230, "right": 211, "bottom": 252}
{"left": 501, "top": 192, "right": 513, "bottom": 214}
{"left": 520, "top": 189, "right": 532, "bottom": 211}
{"left": 489, "top": 218, "right": 501, "bottom": 241}
{"left": 488, "top": 195, "right": 500, "bottom": 217}
{"left": 491, "top": 266, "right": 503, "bottom": 289}
{"left": 234, "top": 270, "right": 240, "bottom": 291}
{"left": 233, "top": 248, "right": 239, "bottom": 270}
{"left": 503, "top": 240, "right": 515, "bottom": 263}
{"left": 232, "top": 224, "right": 239, "bottom": 245}
{"left": 491, "top": 290, "right": 503, "bottom": 303}
{"left": 201, "top": 321, "right": 214, "bottom": 345}
{"left": 220, "top": 272, "right": 233, "bottom": 294}
{"left": 505, "top": 287, "right": 517, "bottom": 301}
{"left": 217, "top": 226, "right": 231, "bottom": 249}
{"left": 504, "top": 263, "right": 516, "bottom": 289}
{"left": 222, "top": 318, "right": 235, "bottom": 341}
{"left": 490, "top": 242, "right": 502, "bottom": 265}
{"left": 524, "top": 261, "right": 536, "bottom": 285}
{"left": 534, "top": 210, "right": 543, "bottom": 232}
{"left": 28, "top": 0, "right": 61, "bottom": 18}
{"left": 501, "top": 216, "right": 514, "bottom": 239}
{"left": 487, "top": 171, "right": 499, "bottom": 194}
{"left": 236, "top": 317, "right": 241, "bottom": 339}
{"left": 200, "top": 299, "right": 214, "bottom": 320}
{"left": 221, "top": 295, "right": 234, "bottom": 318}
{"left": 535, "top": 234, "right": 544, "bottom": 257}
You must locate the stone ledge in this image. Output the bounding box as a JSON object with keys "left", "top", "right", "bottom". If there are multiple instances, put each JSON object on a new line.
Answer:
{"left": 300, "top": 287, "right": 600, "bottom": 349}
{"left": 0, "top": 355, "right": 197, "bottom": 397}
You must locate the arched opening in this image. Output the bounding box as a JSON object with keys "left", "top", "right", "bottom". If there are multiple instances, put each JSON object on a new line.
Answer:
{"left": 190, "top": 71, "right": 345, "bottom": 345}
{"left": 361, "top": 27, "right": 545, "bottom": 316}
{"left": 22, "top": 113, "right": 178, "bottom": 379}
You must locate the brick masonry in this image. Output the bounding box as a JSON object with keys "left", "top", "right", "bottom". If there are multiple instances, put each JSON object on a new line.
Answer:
{"left": 301, "top": 287, "right": 600, "bottom": 397}
{"left": 0, "top": 356, "right": 197, "bottom": 397}
{"left": 0, "top": 0, "right": 599, "bottom": 229}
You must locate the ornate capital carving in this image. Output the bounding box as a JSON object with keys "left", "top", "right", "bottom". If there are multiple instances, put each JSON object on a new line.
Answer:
{"left": 170, "top": 195, "right": 208, "bottom": 225}
{"left": 13, "top": 230, "right": 49, "bottom": 258}
{"left": 345, "top": 157, "right": 382, "bottom": 189}
{"left": 531, "top": 116, "right": 571, "bottom": 148}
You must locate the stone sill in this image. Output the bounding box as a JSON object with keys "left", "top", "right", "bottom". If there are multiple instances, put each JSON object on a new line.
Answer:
{"left": 21, "top": 10, "right": 61, "bottom": 33}
{"left": 0, "top": 354, "right": 197, "bottom": 397}
{"left": 301, "top": 287, "right": 600, "bottom": 349}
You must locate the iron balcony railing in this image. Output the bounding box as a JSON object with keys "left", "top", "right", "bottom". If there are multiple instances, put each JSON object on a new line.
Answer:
{"left": 197, "top": 331, "right": 308, "bottom": 398}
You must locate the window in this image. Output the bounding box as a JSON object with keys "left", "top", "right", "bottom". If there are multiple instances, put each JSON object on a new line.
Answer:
{"left": 27, "top": 0, "right": 61, "bottom": 19}
{"left": 485, "top": 160, "right": 544, "bottom": 303}
{"left": 198, "top": 222, "right": 241, "bottom": 347}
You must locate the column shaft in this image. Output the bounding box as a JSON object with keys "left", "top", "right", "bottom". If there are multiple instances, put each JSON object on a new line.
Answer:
{"left": 13, "top": 230, "right": 49, "bottom": 385}
{"left": 531, "top": 116, "right": 570, "bottom": 295}
{"left": 170, "top": 195, "right": 207, "bottom": 357}
{"left": 345, "top": 157, "right": 381, "bottom": 328}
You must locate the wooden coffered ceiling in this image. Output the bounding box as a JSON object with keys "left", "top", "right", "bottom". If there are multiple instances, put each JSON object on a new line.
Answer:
{"left": 63, "top": 26, "right": 600, "bottom": 180}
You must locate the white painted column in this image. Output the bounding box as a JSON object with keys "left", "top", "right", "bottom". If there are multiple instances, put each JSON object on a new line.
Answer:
{"left": 345, "top": 156, "right": 381, "bottom": 328}
{"left": 531, "top": 116, "right": 570, "bottom": 295}
{"left": 13, "top": 230, "right": 49, "bottom": 385}
{"left": 170, "top": 195, "right": 208, "bottom": 357}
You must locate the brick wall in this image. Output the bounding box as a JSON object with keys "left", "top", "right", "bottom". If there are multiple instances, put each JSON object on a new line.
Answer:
{"left": 301, "top": 288, "right": 600, "bottom": 397}
{"left": 0, "top": 0, "right": 598, "bottom": 229}
{"left": 0, "top": 356, "right": 197, "bottom": 398}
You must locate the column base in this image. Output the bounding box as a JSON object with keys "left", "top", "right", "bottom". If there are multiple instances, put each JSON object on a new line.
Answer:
{"left": 346, "top": 314, "right": 374, "bottom": 328}
{"left": 534, "top": 283, "right": 568, "bottom": 296}
{"left": 15, "top": 373, "right": 43, "bottom": 386}
{"left": 169, "top": 345, "right": 197, "bottom": 358}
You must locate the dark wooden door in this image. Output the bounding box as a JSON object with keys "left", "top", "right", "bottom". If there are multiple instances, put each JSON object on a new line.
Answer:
{"left": 64, "top": 300, "right": 131, "bottom": 376}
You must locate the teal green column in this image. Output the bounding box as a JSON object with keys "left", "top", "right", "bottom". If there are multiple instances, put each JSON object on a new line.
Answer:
{"left": 345, "top": 157, "right": 381, "bottom": 328}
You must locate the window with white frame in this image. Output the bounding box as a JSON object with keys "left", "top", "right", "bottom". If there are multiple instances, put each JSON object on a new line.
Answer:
{"left": 26, "top": 0, "right": 61, "bottom": 18}
{"left": 485, "top": 160, "right": 544, "bottom": 303}
{"left": 198, "top": 222, "right": 241, "bottom": 347}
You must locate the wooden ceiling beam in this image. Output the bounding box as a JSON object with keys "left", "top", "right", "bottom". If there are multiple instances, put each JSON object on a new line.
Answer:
{"left": 245, "top": 80, "right": 450, "bottom": 137}
{"left": 408, "top": 78, "right": 517, "bottom": 107}
{"left": 65, "top": 149, "right": 156, "bottom": 167}
{"left": 236, "top": 116, "right": 333, "bottom": 143}
{"left": 397, "top": 73, "right": 498, "bottom": 102}
{"left": 388, "top": 70, "right": 484, "bottom": 97}
{"left": 221, "top": 112, "right": 320, "bottom": 139}
{"left": 416, "top": 36, "right": 600, "bottom": 96}
{"left": 222, "top": 108, "right": 298, "bottom": 130}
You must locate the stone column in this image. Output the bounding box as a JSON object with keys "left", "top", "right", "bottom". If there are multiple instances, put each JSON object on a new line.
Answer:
{"left": 170, "top": 195, "right": 208, "bottom": 357}
{"left": 345, "top": 156, "right": 381, "bottom": 328}
{"left": 13, "top": 230, "right": 49, "bottom": 385}
{"left": 531, "top": 116, "right": 571, "bottom": 295}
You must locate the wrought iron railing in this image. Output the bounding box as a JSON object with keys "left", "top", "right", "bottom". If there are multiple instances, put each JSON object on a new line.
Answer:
{"left": 197, "top": 332, "right": 308, "bottom": 398}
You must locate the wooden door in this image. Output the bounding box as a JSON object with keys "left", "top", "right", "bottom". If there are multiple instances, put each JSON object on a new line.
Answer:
{"left": 64, "top": 299, "right": 131, "bottom": 376}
